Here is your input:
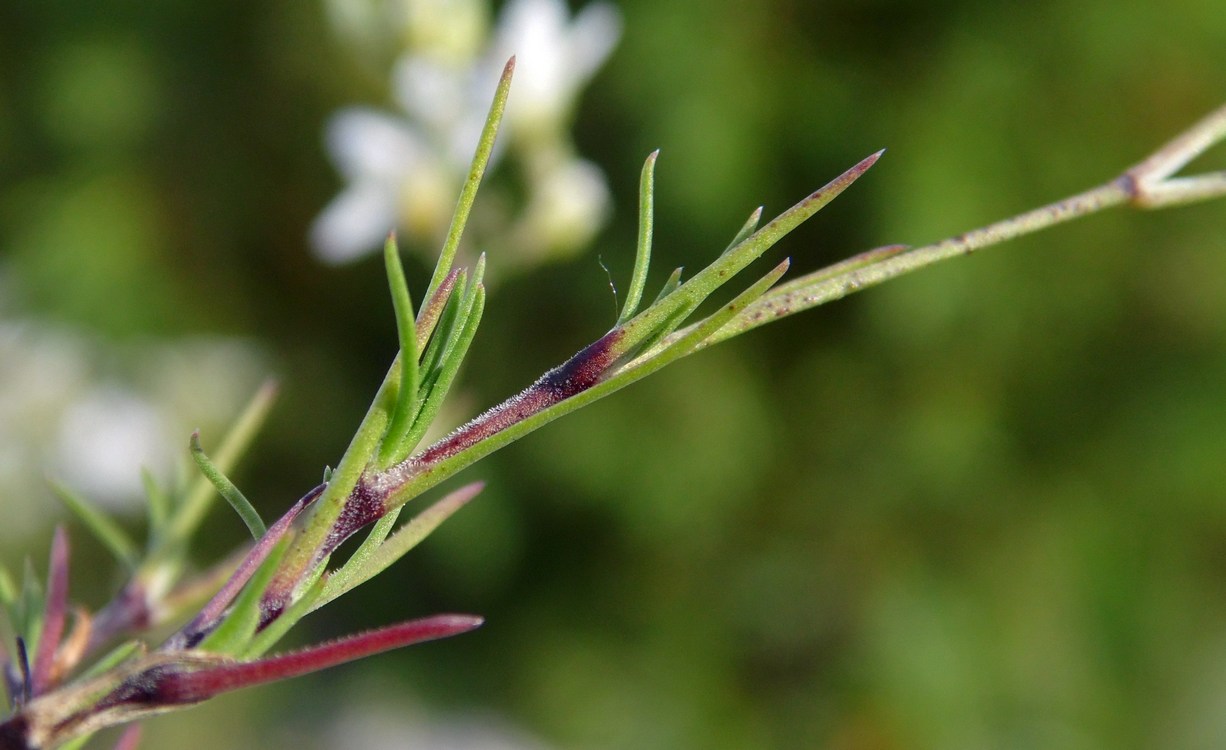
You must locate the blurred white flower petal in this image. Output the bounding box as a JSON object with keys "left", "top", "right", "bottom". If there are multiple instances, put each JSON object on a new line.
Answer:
{"left": 55, "top": 387, "right": 174, "bottom": 508}
{"left": 392, "top": 57, "right": 489, "bottom": 165}
{"left": 0, "top": 319, "right": 265, "bottom": 539}
{"left": 314, "top": 0, "right": 620, "bottom": 267}
{"left": 491, "top": 0, "right": 621, "bottom": 135}
{"left": 326, "top": 108, "right": 428, "bottom": 184}
{"left": 312, "top": 181, "right": 402, "bottom": 265}
{"left": 401, "top": 0, "right": 489, "bottom": 62}
{"left": 520, "top": 157, "right": 611, "bottom": 259}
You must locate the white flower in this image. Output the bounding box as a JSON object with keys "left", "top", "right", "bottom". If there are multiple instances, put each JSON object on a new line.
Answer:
{"left": 311, "top": 0, "right": 621, "bottom": 267}
{"left": 487, "top": 0, "right": 621, "bottom": 138}
{"left": 311, "top": 109, "right": 455, "bottom": 264}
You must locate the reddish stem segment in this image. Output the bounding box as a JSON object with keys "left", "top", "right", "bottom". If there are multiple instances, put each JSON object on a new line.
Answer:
{"left": 98, "top": 615, "right": 482, "bottom": 711}
{"left": 164, "top": 485, "right": 322, "bottom": 650}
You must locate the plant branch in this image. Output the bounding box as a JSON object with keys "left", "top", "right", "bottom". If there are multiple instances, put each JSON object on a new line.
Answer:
{"left": 696, "top": 101, "right": 1226, "bottom": 348}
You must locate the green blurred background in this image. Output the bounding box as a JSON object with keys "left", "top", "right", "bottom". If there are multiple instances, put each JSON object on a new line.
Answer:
{"left": 2, "top": 0, "right": 1226, "bottom": 748}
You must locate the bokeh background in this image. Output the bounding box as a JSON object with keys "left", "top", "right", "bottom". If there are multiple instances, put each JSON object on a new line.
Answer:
{"left": 3, "top": 0, "right": 1226, "bottom": 748}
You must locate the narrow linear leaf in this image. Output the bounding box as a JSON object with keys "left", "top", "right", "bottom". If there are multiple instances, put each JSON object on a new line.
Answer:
{"left": 438, "top": 254, "right": 485, "bottom": 366}
{"left": 319, "top": 506, "right": 403, "bottom": 605}
{"left": 398, "top": 285, "right": 485, "bottom": 458}
{"left": 379, "top": 264, "right": 788, "bottom": 512}
{"left": 651, "top": 267, "right": 684, "bottom": 305}
{"left": 425, "top": 56, "right": 514, "bottom": 300}
{"left": 159, "top": 380, "right": 278, "bottom": 559}
{"left": 80, "top": 640, "right": 142, "bottom": 679}
{"left": 418, "top": 268, "right": 469, "bottom": 381}
{"left": 18, "top": 559, "right": 44, "bottom": 648}
{"left": 189, "top": 432, "right": 266, "bottom": 540}
{"left": 272, "top": 363, "right": 399, "bottom": 592}
{"left": 722, "top": 206, "right": 764, "bottom": 255}
{"left": 168, "top": 485, "right": 319, "bottom": 650}
{"left": 616, "top": 151, "right": 881, "bottom": 360}
{"left": 140, "top": 468, "right": 170, "bottom": 546}
{"left": 629, "top": 259, "right": 791, "bottom": 369}
{"left": 770, "top": 243, "right": 909, "bottom": 297}
{"left": 619, "top": 150, "right": 658, "bottom": 324}
{"left": 48, "top": 480, "right": 138, "bottom": 571}
{"left": 379, "top": 233, "right": 421, "bottom": 468}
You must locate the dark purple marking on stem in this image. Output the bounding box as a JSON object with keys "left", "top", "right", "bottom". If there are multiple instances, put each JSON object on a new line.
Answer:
{"left": 256, "top": 479, "right": 386, "bottom": 628}
{"left": 163, "top": 484, "right": 323, "bottom": 651}
{"left": 96, "top": 615, "right": 482, "bottom": 710}
{"left": 30, "top": 527, "right": 69, "bottom": 697}
{"left": 0, "top": 715, "right": 30, "bottom": 750}
{"left": 260, "top": 332, "right": 623, "bottom": 616}
{"left": 14, "top": 638, "right": 31, "bottom": 706}
{"left": 413, "top": 329, "right": 624, "bottom": 468}
{"left": 322, "top": 476, "right": 388, "bottom": 555}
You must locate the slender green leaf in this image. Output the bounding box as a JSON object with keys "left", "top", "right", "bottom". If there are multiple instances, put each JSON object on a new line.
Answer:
{"left": 418, "top": 268, "right": 468, "bottom": 380}
{"left": 629, "top": 260, "right": 791, "bottom": 370}
{"left": 321, "top": 506, "right": 403, "bottom": 602}
{"left": 80, "top": 640, "right": 142, "bottom": 679}
{"left": 439, "top": 255, "right": 485, "bottom": 366}
{"left": 424, "top": 57, "right": 514, "bottom": 302}
{"left": 698, "top": 244, "right": 909, "bottom": 349}
{"left": 415, "top": 268, "right": 460, "bottom": 347}
{"left": 379, "top": 233, "right": 421, "bottom": 468}
{"left": 156, "top": 380, "right": 278, "bottom": 561}
{"left": 722, "top": 206, "right": 764, "bottom": 254}
{"left": 19, "top": 558, "right": 44, "bottom": 653}
{"left": 398, "top": 284, "right": 485, "bottom": 458}
{"left": 48, "top": 480, "right": 139, "bottom": 571}
{"left": 275, "top": 362, "right": 398, "bottom": 586}
{"left": 619, "top": 150, "right": 658, "bottom": 324}
{"left": 380, "top": 263, "right": 790, "bottom": 512}
{"left": 189, "top": 432, "right": 266, "bottom": 540}
{"left": 615, "top": 152, "right": 881, "bottom": 362}
{"left": 140, "top": 467, "right": 170, "bottom": 546}
{"left": 651, "top": 267, "right": 684, "bottom": 305}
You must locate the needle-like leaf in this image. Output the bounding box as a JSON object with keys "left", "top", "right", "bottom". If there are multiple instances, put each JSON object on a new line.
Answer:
{"left": 189, "top": 432, "right": 266, "bottom": 540}
{"left": 424, "top": 57, "right": 514, "bottom": 302}
{"left": 619, "top": 150, "right": 658, "bottom": 324}
{"left": 379, "top": 233, "right": 421, "bottom": 468}
{"left": 48, "top": 481, "right": 138, "bottom": 572}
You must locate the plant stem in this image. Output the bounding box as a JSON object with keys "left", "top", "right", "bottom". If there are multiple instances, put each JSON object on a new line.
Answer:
{"left": 701, "top": 101, "right": 1226, "bottom": 348}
